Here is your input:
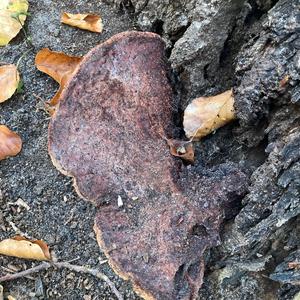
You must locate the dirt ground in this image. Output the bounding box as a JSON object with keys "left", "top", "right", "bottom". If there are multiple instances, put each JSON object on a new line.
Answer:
{"left": 0, "top": 1, "right": 140, "bottom": 299}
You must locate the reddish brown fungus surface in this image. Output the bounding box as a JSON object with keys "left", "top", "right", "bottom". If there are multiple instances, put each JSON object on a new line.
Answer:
{"left": 48, "top": 31, "right": 248, "bottom": 299}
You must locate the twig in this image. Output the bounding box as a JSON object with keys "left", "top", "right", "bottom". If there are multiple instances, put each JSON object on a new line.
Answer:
{"left": 32, "top": 93, "right": 53, "bottom": 117}
{"left": 16, "top": 48, "right": 32, "bottom": 68}
{"left": 63, "top": 210, "right": 75, "bottom": 226}
{"left": 15, "top": 14, "right": 33, "bottom": 48}
{"left": 0, "top": 262, "right": 51, "bottom": 282}
{"left": 54, "top": 262, "right": 123, "bottom": 300}
{"left": 0, "top": 261, "right": 123, "bottom": 300}
{"left": 32, "top": 93, "right": 46, "bottom": 103}
{"left": 8, "top": 221, "right": 30, "bottom": 239}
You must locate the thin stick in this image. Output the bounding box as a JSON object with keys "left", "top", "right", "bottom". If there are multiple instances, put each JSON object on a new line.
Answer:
{"left": 16, "top": 48, "right": 32, "bottom": 68}
{"left": 54, "top": 262, "right": 123, "bottom": 300}
{"left": 0, "top": 261, "right": 123, "bottom": 300}
{"left": 0, "top": 262, "right": 51, "bottom": 282}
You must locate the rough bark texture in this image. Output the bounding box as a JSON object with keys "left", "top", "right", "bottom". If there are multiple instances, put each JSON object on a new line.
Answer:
{"left": 210, "top": 1, "right": 300, "bottom": 298}
{"left": 103, "top": 0, "right": 300, "bottom": 299}
{"left": 104, "top": 0, "right": 250, "bottom": 108}
{"left": 48, "top": 31, "right": 248, "bottom": 299}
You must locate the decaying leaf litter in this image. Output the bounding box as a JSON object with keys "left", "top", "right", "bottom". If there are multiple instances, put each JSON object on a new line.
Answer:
{"left": 1, "top": 0, "right": 298, "bottom": 298}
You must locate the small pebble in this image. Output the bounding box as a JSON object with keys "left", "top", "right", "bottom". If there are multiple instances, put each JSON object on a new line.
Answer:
{"left": 117, "top": 195, "right": 123, "bottom": 207}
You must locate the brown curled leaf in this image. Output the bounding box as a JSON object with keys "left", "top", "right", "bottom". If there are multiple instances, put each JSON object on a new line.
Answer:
{"left": 0, "top": 125, "right": 22, "bottom": 160}
{"left": 0, "top": 64, "right": 20, "bottom": 103}
{"left": 35, "top": 48, "right": 82, "bottom": 106}
{"left": 0, "top": 236, "right": 51, "bottom": 261}
{"left": 61, "top": 12, "right": 103, "bottom": 33}
{"left": 183, "top": 89, "right": 235, "bottom": 140}
{"left": 167, "top": 139, "right": 194, "bottom": 163}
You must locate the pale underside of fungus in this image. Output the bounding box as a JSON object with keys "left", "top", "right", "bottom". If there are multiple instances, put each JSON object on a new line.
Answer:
{"left": 48, "top": 31, "right": 247, "bottom": 299}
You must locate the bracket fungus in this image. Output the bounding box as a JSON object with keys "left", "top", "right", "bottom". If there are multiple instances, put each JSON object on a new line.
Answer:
{"left": 46, "top": 31, "right": 248, "bottom": 299}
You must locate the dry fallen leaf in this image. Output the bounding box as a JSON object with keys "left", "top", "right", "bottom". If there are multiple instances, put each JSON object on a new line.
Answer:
{"left": 0, "top": 64, "right": 20, "bottom": 103}
{"left": 167, "top": 139, "right": 195, "bottom": 163}
{"left": 183, "top": 89, "right": 235, "bottom": 140}
{"left": 0, "top": 236, "right": 51, "bottom": 261}
{"left": 288, "top": 261, "right": 300, "bottom": 270}
{"left": 61, "top": 12, "right": 103, "bottom": 33}
{"left": 35, "top": 48, "right": 82, "bottom": 106}
{"left": 0, "top": 125, "right": 22, "bottom": 160}
{"left": 0, "top": 0, "right": 29, "bottom": 46}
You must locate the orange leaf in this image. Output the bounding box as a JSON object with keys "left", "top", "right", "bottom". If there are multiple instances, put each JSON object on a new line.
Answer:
{"left": 0, "top": 236, "right": 51, "bottom": 261}
{"left": 35, "top": 48, "right": 82, "bottom": 106}
{"left": 167, "top": 139, "right": 194, "bottom": 163}
{"left": 0, "top": 64, "right": 20, "bottom": 103}
{"left": 61, "top": 12, "right": 103, "bottom": 33}
{"left": 0, "top": 125, "right": 22, "bottom": 160}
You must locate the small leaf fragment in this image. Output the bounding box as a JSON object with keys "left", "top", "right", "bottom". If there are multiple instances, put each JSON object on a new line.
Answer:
{"left": 35, "top": 48, "right": 82, "bottom": 106}
{"left": 0, "top": 0, "right": 29, "bottom": 46}
{"left": 0, "top": 125, "right": 22, "bottom": 160}
{"left": 0, "top": 236, "right": 51, "bottom": 261}
{"left": 0, "top": 285, "right": 3, "bottom": 300}
{"left": 167, "top": 139, "right": 194, "bottom": 163}
{"left": 279, "top": 75, "right": 289, "bottom": 88}
{"left": 288, "top": 261, "right": 300, "bottom": 270}
{"left": 183, "top": 89, "right": 235, "bottom": 140}
{"left": 0, "top": 64, "right": 20, "bottom": 103}
{"left": 61, "top": 12, "right": 103, "bottom": 33}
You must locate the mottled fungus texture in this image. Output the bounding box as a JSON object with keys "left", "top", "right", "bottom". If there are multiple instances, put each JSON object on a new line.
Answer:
{"left": 48, "top": 31, "right": 247, "bottom": 299}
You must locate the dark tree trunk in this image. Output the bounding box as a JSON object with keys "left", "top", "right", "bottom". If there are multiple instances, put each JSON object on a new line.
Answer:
{"left": 105, "top": 0, "right": 300, "bottom": 299}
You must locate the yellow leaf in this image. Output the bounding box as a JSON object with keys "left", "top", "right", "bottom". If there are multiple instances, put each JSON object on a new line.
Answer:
{"left": 0, "top": 125, "right": 22, "bottom": 160}
{"left": 0, "top": 64, "right": 20, "bottom": 103}
{"left": 0, "top": 0, "right": 29, "bottom": 46}
{"left": 0, "top": 236, "right": 51, "bottom": 261}
{"left": 183, "top": 89, "right": 235, "bottom": 140}
{"left": 35, "top": 48, "right": 82, "bottom": 107}
{"left": 61, "top": 12, "right": 103, "bottom": 33}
